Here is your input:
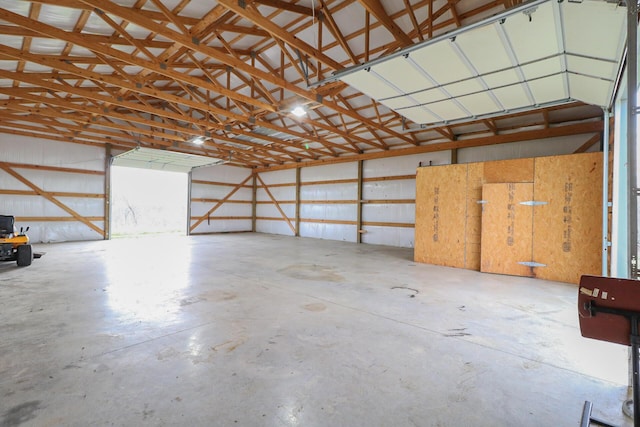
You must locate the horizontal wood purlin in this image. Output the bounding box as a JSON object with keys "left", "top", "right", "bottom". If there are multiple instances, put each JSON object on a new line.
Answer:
{"left": 189, "top": 216, "right": 252, "bottom": 221}
{"left": 0, "top": 161, "right": 104, "bottom": 175}
{"left": 299, "top": 218, "right": 358, "bottom": 225}
{"left": 255, "top": 182, "right": 296, "bottom": 188}
{"left": 256, "top": 200, "right": 296, "bottom": 204}
{"left": 256, "top": 216, "right": 291, "bottom": 221}
{"left": 16, "top": 216, "right": 104, "bottom": 222}
{"left": 258, "top": 199, "right": 415, "bottom": 205}
{"left": 254, "top": 121, "right": 604, "bottom": 173}
{"left": 0, "top": 189, "right": 104, "bottom": 198}
{"left": 363, "top": 175, "right": 415, "bottom": 182}
{"left": 254, "top": 175, "right": 415, "bottom": 189}
{"left": 192, "top": 179, "right": 253, "bottom": 188}
{"left": 363, "top": 199, "right": 414, "bottom": 204}
{"left": 191, "top": 198, "right": 251, "bottom": 204}
{"left": 362, "top": 221, "right": 414, "bottom": 228}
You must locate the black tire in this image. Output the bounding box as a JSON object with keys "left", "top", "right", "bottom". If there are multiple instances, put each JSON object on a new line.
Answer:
{"left": 17, "top": 244, "right": 32, "bottom": 267}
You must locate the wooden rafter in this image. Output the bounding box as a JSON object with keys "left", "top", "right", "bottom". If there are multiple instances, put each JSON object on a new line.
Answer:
{"left": 356, "top": 0, "right": 413, "bottom": 46}
{"left": 0, "top": 0, "right": 607, "bottom": 170}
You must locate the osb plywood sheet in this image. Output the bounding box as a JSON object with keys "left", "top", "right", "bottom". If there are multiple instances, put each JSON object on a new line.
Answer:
{"left": 465, "top": 158, "right": 534, "bottom": 270}
{"left": 415, "top": 164, "right": 467, "bottom": 268}
{"left": 482, "top": 158, "right": 535, "bottom": 183}
{"left": 481, "top": 183, "right": 534, "bottom": 277}
{"left": 532, "top": 152, "right": 603, "bottom": 284}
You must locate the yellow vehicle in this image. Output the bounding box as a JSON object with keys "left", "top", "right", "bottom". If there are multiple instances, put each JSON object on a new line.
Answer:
{"left": 0, "top": 215, "right": 33, "bottom": 267}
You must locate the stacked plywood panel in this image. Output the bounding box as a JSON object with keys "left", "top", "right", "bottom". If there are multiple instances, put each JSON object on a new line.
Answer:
{"left": 414, "top": 152, "right": 602, "bottom": 284}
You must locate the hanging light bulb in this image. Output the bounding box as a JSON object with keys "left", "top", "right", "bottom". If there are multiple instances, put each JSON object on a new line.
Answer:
{"left": 291, "top": 106, "right": 306, "bottom": 117}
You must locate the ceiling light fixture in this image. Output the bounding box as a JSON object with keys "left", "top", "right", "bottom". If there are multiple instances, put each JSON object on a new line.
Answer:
{"left": 291, "top": 106, "right": 306, "bottom": 117}
{"left": 190, "top": 136, "right": 205, "bottom": 145}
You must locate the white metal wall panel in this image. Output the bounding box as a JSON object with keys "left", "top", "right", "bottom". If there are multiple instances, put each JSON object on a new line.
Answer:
{"left": 299, "top": 222, "right": 357, "bottom": 242}
{"left": 0, "top": 134, "right": 106, "bottom": 243}
{"left": 301, "top": 162, "right": 358, "bottom": 181}
{"left": 0, "top": 134, "right": 104, "bottom": 169}
{"left": 458, "top": 134, "right": 596, "bottom": 163}
{"left": 364, "top": 152, "right": 451, "bottom": 177}
{"left": 190, "top": 202, "right": 250, "bottom": 218}
{"left": 255, "top": 169, "right": 296, "bottom": 236}
{"left": 257, "top": 220, "right": 295, "bottom": 236}
{"left": 189, "top": 164, "right": 252, "bottom": 234}
{"left": 300, "top": 204, "right": 356, "bottom": 221}
{"left": 300, "top": 183, "right": 357, "bottom": 201}
{"left": 362, "top": 204, "right": 415, "bottom": 223}
{"left": 258, "top": 169, "right": 295, "bottom": 185}
{"left": 363, "top": 180, "right": 415, "bottom": 200}
{"left": 256, "top": 203, "right": 295, "bottom": 219}
{"left": 361, "top": 226, "right": 415, "bottom": 248}
{"left": 192, "top": 164, "right": 250, "bottom": 182}
{"left": 256, "top": 186, "right": 293, "bottom": 202}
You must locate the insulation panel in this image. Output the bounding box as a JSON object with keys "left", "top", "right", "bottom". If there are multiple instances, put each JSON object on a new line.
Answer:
{"left": 336, "top": 0, "right": 626, "bottom": 126}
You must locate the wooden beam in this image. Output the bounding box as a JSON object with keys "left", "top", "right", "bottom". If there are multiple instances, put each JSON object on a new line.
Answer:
{"left": 357, "top": 0, "right": 413, "bottom": 46}
{"left": 295, "top": 167, "right": 301, "bottom": 236}
{"left": 215, "top": 0, "right": 342, "bottom": 70}
{"left": 0, "top": 8, "right": 275, "bottom": 113}
{"left": 254, "top": 120, "right": 605, "bottom": 172}
{"left": 253, "top": 0, "right": 318, "bottom": 16}
{"left": 71, "top": 0, "right": 412, "bottom": 146}
{"left": 357, "top": 159, "right": 363, "bottom": 243}
{"left": 573, "top": 133, "right": 601, "bottom": 154}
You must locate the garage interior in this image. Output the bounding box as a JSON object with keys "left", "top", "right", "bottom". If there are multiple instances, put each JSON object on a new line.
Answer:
{"left": 0, "top": 0, "right": 636, "bottom": 426}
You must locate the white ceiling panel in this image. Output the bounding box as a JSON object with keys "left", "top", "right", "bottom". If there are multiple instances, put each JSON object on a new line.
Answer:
{"left": 374, "top": 58, "right": 435, "bottom": 94}
{"left": 427, "top": 100, "right": 468, "bottom": 121}
{"left": 340, "top": 70, "right": 400, "bottom": 100}
{"left": 492, "top": 84, "right": 531, "bottom": 111}
{"left": 383, "top": 96, "right": 417, "bottom": 110}
{"left": 482, "top": 69, "right": 521, "bottom": 88}
{"left": 442, "top": 78, "right": 484, "bottom": 97}
{"left": 409, "top": 41, "right": 472, "bottom": 84}
{"left": 563, "top": 1, "right": 626, "bottom": 62}
{"left": 457, "top": 92, "right": 501, "bottom": 116}
{"left": 568, "top": 73, "right": 613, "bottom": 107}
{"left": 502, "top": 1, "right": 559, "bottom": 64}
{"left": 520, "top": 56, "right": 563, "bottom": 81}
{"left": 411, "top": 88, "right": 449, "bottom": 105}
{"left": 334, "top": 0, "right": 627, "bottom": 126}
{"left": 566, "top": 55, "right": 617, "bottom": 81}
{"left": 528, "top": 74, "right": 567, "bottom": 105}
{"left": 398, "top": 106, "right": 440, "bottom": 124}
{"left": 455, "top": 24, "right": 512, "bottom": 74}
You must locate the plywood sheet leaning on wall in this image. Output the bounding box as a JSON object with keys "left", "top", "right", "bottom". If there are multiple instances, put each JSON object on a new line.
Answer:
{"left": 480, "top": 183, "right": 534, "bottom": 277}
{"left": 532, "top": 152, "right": 603, "bottom": 284}
{"left": 415, "top": 164, "right": 467, "bottom": 268}
{"left": 465, "top": 159, "right": 534, "bottom": 270}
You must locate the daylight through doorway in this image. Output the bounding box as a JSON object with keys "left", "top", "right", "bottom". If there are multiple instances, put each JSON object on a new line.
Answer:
{"left": 110, "top": 166, "right": 188, "bottom": 237}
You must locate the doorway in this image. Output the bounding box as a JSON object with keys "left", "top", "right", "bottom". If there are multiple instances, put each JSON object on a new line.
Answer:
{"left": 110, "top": 166, "right": 188, "bottom": 237}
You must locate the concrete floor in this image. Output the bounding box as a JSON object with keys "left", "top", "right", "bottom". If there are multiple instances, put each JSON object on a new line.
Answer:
{"left": 0, "top": 233, "right": 632, "bottom": 426}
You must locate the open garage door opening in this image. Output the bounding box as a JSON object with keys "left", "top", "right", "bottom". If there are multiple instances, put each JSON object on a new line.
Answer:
{"left": 110, "top": 166, "right": 188, "bottom": 238}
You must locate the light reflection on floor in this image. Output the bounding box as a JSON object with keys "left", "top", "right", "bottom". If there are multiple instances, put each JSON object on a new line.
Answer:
{"left": 104, "top": 236, "right": 193, "bottom": 324}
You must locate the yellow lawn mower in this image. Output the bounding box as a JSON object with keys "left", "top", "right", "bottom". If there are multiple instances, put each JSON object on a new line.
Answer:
{"left": 0, "top": 215, "right": 39, "bottom": 267}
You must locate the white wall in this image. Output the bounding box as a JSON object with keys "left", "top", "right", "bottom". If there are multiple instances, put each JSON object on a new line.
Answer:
{"left": 255, "top": 169, "right": 296, "bottom": 236}
{"left": 0, "top": 135, "right": 106, "bottom": 242}
{"left": 190, "top": 164, "right": 252, "bottom": 234}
